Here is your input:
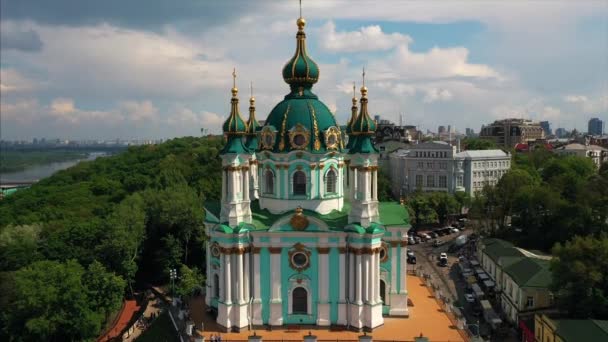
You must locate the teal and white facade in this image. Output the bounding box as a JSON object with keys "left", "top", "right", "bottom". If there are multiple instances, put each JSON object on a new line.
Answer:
{"left": 204, "top": 14, "right": 410, "bottom": 332}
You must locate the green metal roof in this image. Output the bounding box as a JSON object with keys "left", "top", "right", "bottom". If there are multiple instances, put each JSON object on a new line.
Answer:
{"left": 282, "top": 21, "right": 319, "bottom": 89}
{"left": 553, "top": 319, "right": 608, "bottom": 342}
{"left": 481, "top": 238, "right": 525, "bottom": 263}
{"left": 220, "top": 136, "right": 250, "bottom": 155}
{"left": 204, "top": 200, "right": 409, "bottom": 230}
{"left": 263, "top": 95, "right": 340, "bottom": 154}
{"left": 503, "top": 257, "right": 552, "bottom": 288}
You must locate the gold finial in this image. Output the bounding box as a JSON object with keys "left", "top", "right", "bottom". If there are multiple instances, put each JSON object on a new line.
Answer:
{"left": 231, "top": 68, "right": 238, "bottom": 96}
{"left": 297, "top": 0, "right": 306, "bottom": 31}
{"left": 352, "top": 82, "right": 357, "bottom": 104}
{"left": 249, "top": 81, "right": 255, "bottom": 103}
{"left": 360, "top": 67, "right": 368, "bottom": 96}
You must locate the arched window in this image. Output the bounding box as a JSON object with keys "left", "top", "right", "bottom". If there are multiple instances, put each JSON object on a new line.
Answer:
{"left": 214, "top": 274, "right": 220, "bottom": 298}
{"left": 293, "top": 171, "right": 306, "bottom": 195}
{"left": 264, "top": 170, "right": 274, "bottom": 194}
{"left": 325, "top": 168, "right": 337, "bottom": 194}
{"left": 292, "top": 287, "right": 308, "bottom": 314}
{"left": 380, "top": 280, "right": 386, "bottom": 305}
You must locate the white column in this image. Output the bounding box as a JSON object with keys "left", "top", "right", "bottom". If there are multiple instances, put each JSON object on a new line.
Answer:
{"left": 364, "top": 253, "right": 371, "bottom": 303}
{"left": 375, "top": 251, "right": 381, "bottom": 302}
{"left": 219, "top": 253, "right": 226, "bottom": 301}
{"left": 236, "top": 252, "right": 244, "bottom": 303}
{"left": 271, "top": 252, "right": 281, "bottom": 300}
{"left": 353, "top": 168, "right": 358, "bottom": 200}
{"left": 372, "top": 170, "right": 378, "bottom": 201}
{"left": 355, "top": 253, "right": 362, "bottom": 304}
{"left": 225, "top": 252, "right": 232, "bottom": 304}
{"left": 349, "top": 251, "right": 355, "bottom": 301}
{"left": 391, "top": 246, "right": 397, "bottom": 293}
{"left": 339, "top": 252, "right": 346, "bottom": 302}
{"left": 244, "top": 251, "right": 250, "bottom": 301}
{"left": 253, "top": 253, "right": 261, "bottom": 299}
{"left": 243, "top": 169, "right": 250, "bottom": 201}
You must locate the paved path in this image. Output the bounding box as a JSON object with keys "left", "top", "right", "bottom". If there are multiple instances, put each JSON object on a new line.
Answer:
{"left": 98, "top": 300, "right": 140, "bottom": 342}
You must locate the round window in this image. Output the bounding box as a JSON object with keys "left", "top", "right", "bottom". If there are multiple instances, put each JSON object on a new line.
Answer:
{"left": 379, "top": 248, "right": 386, "bottom": 260}
{"left": 211, "top": 245, "right": 220, "bottom": 258}
{"left": 264, "top": 133, "right": 273, "bottom": 147}
{"left": 294, "top": 134, "right": 306, "bottom": 146}
{"left": 292, "top": 252, "right": 308, "bottom": 267}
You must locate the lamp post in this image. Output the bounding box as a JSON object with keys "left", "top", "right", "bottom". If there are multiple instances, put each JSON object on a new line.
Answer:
{"left": 170, "top": 268, "right": 177, "bottom": 296}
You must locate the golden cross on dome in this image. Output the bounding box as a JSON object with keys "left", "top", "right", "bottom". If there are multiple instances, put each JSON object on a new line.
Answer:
{"left": 353, "top": 82, "right": 356, "bottom": 97}
{"left": 232, "top": 68, "right": 237, "bottom": 88}
{"left": 299, "top": 0, "right": 302, "bottom": 18}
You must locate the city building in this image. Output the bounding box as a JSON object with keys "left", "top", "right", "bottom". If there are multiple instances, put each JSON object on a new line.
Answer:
{"left": 203, "top": 13, "right": 410, "bottom": 332}
{"left": 438, "top": 125, "right": 446, "bottom": 134}
{"left": 540, "top": 121, "right": 552, "bottom": 136}
{"left": 465, "top": 128, "right": 475, "bottom": 137}
{"left": 455, "top": 150, "right": 511, "bottom": 195}
{"left": 477, "top": 239, "right": 554, "bottom": 325}
{"left": 479, "top": 119, "right": 545, "bottom": 148}
{"left": 533, "top": 314, "right": 608, "bottom": 342}
{"left": 554, "top": 143, "right": 608, "bottom": 168}
{"left": 388, "top": 142, "right": 511, "bottom": 197}
{"left": 588, "top": 118, "right": 605, "bottom": 136}
{"left": 555, "top": 128, "right": 569, "bottom": 139}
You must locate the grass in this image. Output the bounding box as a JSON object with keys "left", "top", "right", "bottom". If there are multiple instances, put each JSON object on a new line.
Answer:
{"left": 135, "top": 311, "right": 180, "bottom": 342}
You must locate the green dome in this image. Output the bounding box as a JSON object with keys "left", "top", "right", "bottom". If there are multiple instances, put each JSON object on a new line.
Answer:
{"left": 263, "top": 89, "right": 340, "bottom": 153}
{"left": 222, "top": 88, "right": 247, "bottom": 134}
{"left": 246, "top": 97, "right": 260, "bottom": 151}
{"left": 351, "top": 87, "right": 376, "bottom": 134}
{"left": 282, "top": 18, "right": 319, "bottom": 90}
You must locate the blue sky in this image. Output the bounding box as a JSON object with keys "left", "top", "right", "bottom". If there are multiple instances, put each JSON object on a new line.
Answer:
{"left": 1, "top": 0, "right": 607, "bottom": 140}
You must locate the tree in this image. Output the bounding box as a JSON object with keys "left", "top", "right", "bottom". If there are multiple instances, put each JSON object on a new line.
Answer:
{"left": 377, "top": 168, "right": 394, "bottom": 201}
{"left": 406, "top": 192, "right": 438, "bottom": 227}
{"left": 454, "top": 191, "right": 471, "bottom": 214}
{"left": 0, "top": 224, "right": 43, "bottom": 271}
{"left": 83, "top": 261, "right": 126, "bottom": 320}
{"left": 428, "top": 192, "right": 459, "bottom": 224}
{"left": 551, "top": 235, "right": 608, "bottom": 319}
{"left": 174, "top": 264, "right": 205, "bottom": 298}
{"left": 5, "top": 260, "right": 105, "bottom": 341}
{"left": 462, "top": 138, "right": 497, "bottom": 151}
{"left": 97, "top": 193, "right": 146, "bottom": 295}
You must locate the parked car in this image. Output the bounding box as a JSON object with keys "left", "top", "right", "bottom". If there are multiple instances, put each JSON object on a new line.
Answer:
{"left": 439, "top": 258, "right": 448, "bottom": 267}
{"left": 465, "top": 293, "right": 475, "bottom": 303}
{"left": 407, "top": 255, "right": 417, "bottom": 264}
{"left": 408, "top": 237, "right": 416, "bottom": 245}
{"left": 450, "top": 228, "right": 460, "bottom": 233}
{"left": 414, "top": 236, "right": 422, "bottom": 244}
{"left": 433, "top": 239, "right": 446, "bottom": 247}
{"left": 407, "top": 250, "right": 415, "bottom": 258}
{"left": 440, "top": 253, "right": 448, "bottom": 259}
{"left": 429, "top": 232, "right": 438, "bottom": 239}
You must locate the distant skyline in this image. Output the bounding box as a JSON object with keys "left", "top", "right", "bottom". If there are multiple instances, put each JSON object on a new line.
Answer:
{"left": 1, "top": 0, "right": 607, "bottom": 140}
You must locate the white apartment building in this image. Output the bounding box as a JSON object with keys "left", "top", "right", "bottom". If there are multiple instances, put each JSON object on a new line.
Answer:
{"left": 554, "top": 143, "right": 608, "bottom": 168}
{"left": 388, "top": 141, "right": 511, "bottom": 197}
{"left": 455, "top": 150, "right": 511, "bottom": 195}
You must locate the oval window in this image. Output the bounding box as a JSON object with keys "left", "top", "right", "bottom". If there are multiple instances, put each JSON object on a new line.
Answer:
{"left": 292, "top": 252, "right": 308, "bottom": 267}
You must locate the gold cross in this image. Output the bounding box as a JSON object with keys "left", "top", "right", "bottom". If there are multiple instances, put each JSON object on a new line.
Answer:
{"left": 232, "top": 68, "right": 237, "bottom": 88}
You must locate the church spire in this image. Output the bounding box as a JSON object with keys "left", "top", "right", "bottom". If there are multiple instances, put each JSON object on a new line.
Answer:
{"left": 282, "top": 3, "right": 320, "bottom": 91}
{"left": 222, "top": 68, "right": 247, "bottom": 135}
{"left": 246, "top": 81, "right": 260, "bottom": 151}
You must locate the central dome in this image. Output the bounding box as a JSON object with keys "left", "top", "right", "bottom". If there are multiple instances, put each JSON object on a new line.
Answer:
{"left": 261, "top": 17, "right": 340, "bottom": 153}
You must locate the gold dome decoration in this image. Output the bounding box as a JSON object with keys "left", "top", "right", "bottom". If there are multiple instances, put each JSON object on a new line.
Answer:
{"left": 297, "top": 17, "right": 306, "bottom": 31}
{"left": 324, "top": 126, "right": 341, "bottom": 150}
{"left": 290, "top": 206, "right": 310, "bottom": 231}
{"left": 260, "top": 127, "right": 275, "bottom": 150}
{"left": 289, "top": 123, "right": 311, "bottom": 150}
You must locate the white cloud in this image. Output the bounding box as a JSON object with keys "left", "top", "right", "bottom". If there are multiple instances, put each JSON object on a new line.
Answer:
{"left": 167, "top": 106, "right": 225, "bottom": 133}
{"left": 564, "top": 95, "right": 589, "bottom": 103}
{"left": 0, "top": 69, "right": 38, "bottom": 93}
{"left": 319, "top": 21, "right": 412, "bottom": 52}
{"left": 423, "top": 88, "right": 453, "bottom": 103}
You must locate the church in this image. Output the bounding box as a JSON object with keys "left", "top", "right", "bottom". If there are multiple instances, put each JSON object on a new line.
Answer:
{"left": 203, "top": 10, "right": 410, "bottom": 332}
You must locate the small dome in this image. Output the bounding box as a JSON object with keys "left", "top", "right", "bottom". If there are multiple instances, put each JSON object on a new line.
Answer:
{"left": 222, "top": 109, "right": 247, "bottom": 134}
{"left": 282, "top": 17, "right": 319, "bottom": 88}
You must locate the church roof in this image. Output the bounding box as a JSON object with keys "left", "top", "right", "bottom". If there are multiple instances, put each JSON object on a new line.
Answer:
{"left": 204, "top": 200, "right": 410, "bottom": 231}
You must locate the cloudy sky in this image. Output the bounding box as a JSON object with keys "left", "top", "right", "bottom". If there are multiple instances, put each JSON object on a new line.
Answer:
{"left": 1, "top": 0, "right": 607, "bottom": 140}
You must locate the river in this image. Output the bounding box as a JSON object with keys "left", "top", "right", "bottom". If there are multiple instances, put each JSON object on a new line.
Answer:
{"left": 0, "top": 152, "right": 108, "bottom": 183}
